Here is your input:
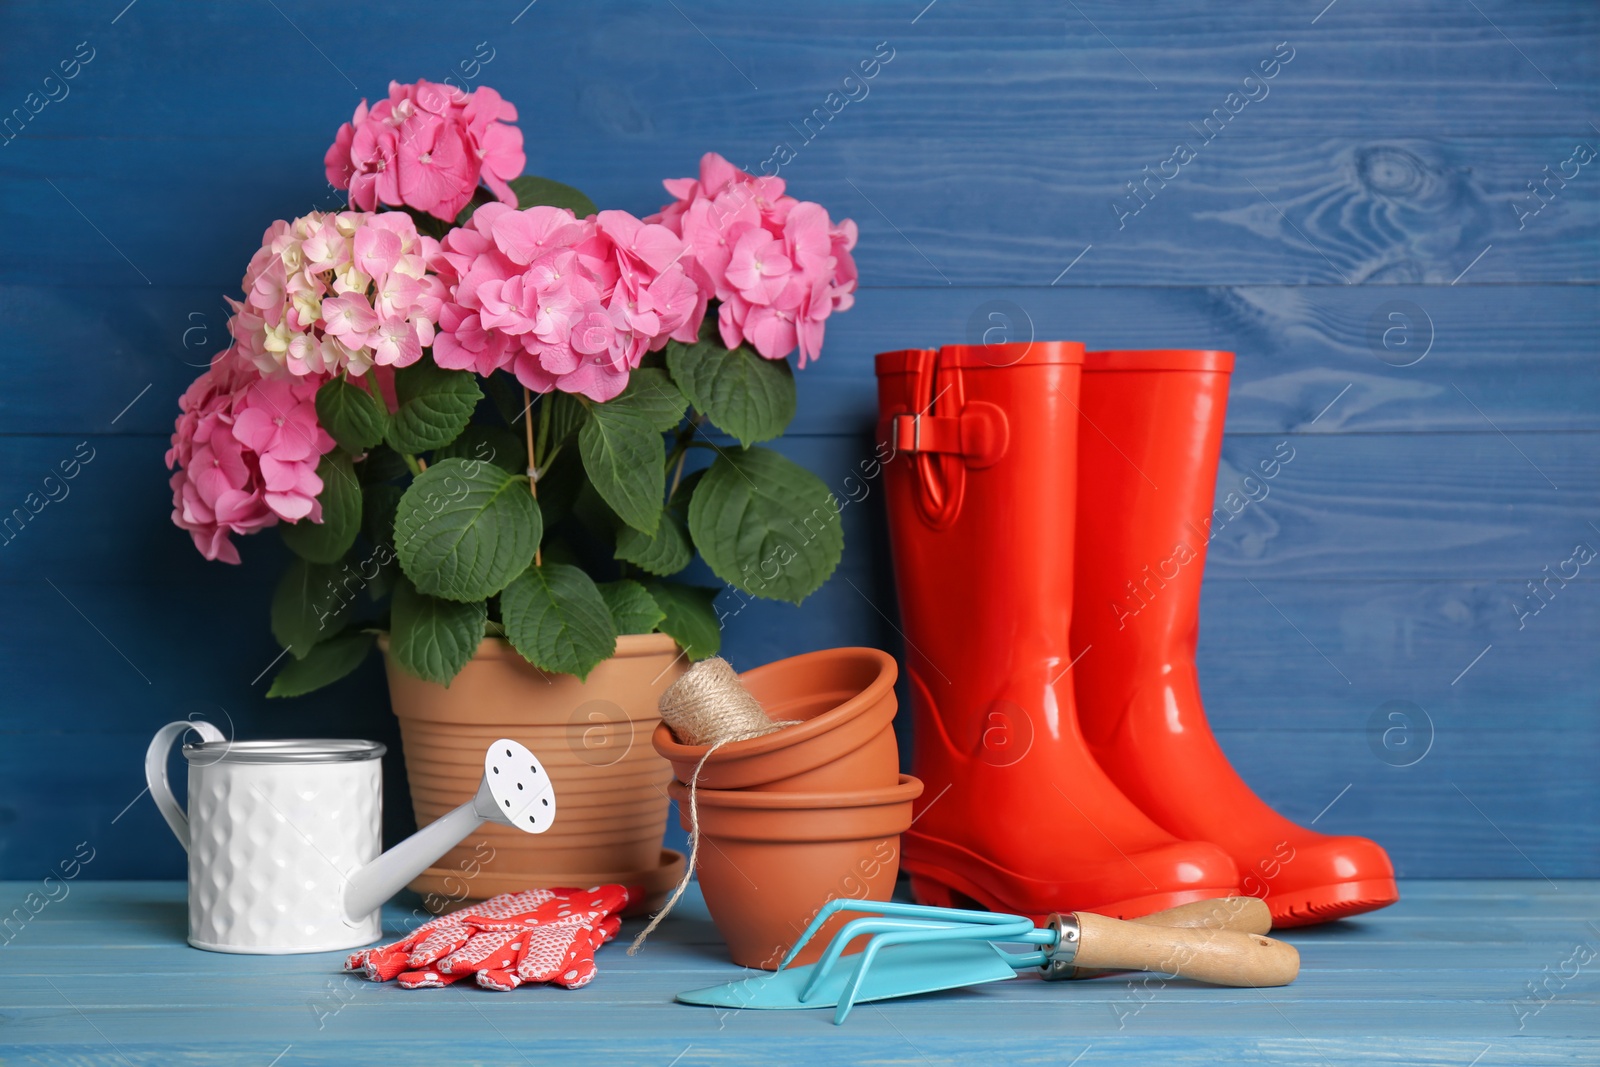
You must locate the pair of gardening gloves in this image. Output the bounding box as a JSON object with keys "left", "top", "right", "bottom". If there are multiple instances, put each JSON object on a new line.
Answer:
{"left": 346, "top": 886, "right": 631, "bottom": 991}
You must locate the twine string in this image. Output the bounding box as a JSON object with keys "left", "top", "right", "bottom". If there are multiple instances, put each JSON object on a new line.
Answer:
{"left": 628, "top": 658, "right": 798, "bottom": 955}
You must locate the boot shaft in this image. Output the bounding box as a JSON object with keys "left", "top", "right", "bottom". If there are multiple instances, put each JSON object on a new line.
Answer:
{"left": 877, "top": 341, "right": 1086, "bottom": 671}
{"left": 876, "top": 341, "right": 1086, "bottom": 766}
{"left": 1072, "top": 349, "right": 1234, "bottom": 682}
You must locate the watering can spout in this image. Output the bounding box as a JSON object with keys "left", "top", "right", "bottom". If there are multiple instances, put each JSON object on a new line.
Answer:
{"left": 342, "top": 738, "right": 556, "bottom": 923}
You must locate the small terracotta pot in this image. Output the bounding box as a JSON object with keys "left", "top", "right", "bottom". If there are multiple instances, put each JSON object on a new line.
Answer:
{"left": 652, "top": 647, "right": 901, "bottom": 791}
{"left": 671, "top": 774, "right": 922, "bottom": 969}
{"left": 384, "top": 633, "right": 686, "bottom": 916}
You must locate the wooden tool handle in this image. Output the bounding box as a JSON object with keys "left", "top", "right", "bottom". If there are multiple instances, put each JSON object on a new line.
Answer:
{"left": 1073, "top": 911, "right": 1300, "bottom": 987}
{"left": 1060, "top": 896, "right": 1274, "bottom": 980}
{"left": 1127, "top": 896, "right": 1272, "bottom": 935}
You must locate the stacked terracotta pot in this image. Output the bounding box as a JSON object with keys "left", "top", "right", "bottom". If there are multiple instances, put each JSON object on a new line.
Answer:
{"left": 652, "top": 647, "right": 921, "bottom": 969}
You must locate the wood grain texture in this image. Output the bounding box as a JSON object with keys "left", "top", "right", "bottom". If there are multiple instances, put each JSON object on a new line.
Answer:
{"left": 2, "top": 2, "right": 1595, "bottom": 138}
{"left": 2, "top": 431, "right": 1594, "bottom": 582}
{"left": 5, "top": 284, "right": 1598, "bottom": 437}
{"left": 0, "top": 0, "right": 1595, "bottom": 894}
{"left": 2, "top": 1, "right": 1597, "bottom": 288}
{"left": 1070, "top": 912, "right": 1301, "bottom": 987}
{"left": 0, "top": 880, "right": 1593, "bottom": 1064}
{"left": 6, "top": 134, "right": 1596, "bottom": 288}
{"left": 1127, "top": 896, "right": 1272, "bottom": 934}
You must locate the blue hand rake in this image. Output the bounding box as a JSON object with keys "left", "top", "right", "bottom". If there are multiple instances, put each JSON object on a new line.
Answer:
{"left": 676, "top": 896, "right": 1295, "bottom": 1024}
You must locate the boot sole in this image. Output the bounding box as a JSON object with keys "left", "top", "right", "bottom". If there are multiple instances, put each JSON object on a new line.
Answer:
{"left": 906, "top": 860, "right": 1239, "bottom": 923}
{"left": 1268, "top": 877, "right": 1400, "bottom": 927}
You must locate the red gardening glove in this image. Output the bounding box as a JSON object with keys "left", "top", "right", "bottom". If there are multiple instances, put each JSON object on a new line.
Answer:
{"left": 346, "top": 886, "right": 632, "bottom": 991}
{"left": 344, "top": 896, "right": 496, "bottom": 982}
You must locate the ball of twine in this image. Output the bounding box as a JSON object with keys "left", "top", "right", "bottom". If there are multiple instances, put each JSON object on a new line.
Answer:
{"left": 658, "top": 656, "right": 783, "bottom": 747}
{"left": 630, "top": 656, "right": 797, "bottom": 955}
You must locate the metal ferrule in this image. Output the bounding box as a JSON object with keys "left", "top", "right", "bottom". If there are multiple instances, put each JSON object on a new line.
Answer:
{"left": 1040, "top": 912, "right": 1081, "bottom": 980}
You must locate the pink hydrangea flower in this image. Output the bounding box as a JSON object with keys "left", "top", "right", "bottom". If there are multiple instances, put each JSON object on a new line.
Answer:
{"left": 227, "top": 210, "right": 444, "bottom": 380}
{"left": 166, "top": 349, "right": 338, "bottom": 563}
{"left": 325, "top": 80, "right": 526, "bottom": 221}
{"left": 429, "top": 202, "right": 700, "bottom": 402}
{"left": 647, "top": 152, "right": 857, "bottom": 366}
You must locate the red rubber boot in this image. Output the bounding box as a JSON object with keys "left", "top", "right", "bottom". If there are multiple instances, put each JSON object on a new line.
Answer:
{"left": 876, "top": 341, "right": 1240, "bottom": 923}
{"left": 1071, "top": 349, "right": 1399, "bottom": 927}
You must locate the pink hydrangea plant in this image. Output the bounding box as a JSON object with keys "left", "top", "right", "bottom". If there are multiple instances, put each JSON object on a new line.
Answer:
{"left": 166, "top": 349, "right": 337, "bottom": 564}
{"left": 648, "top": 152, "right": 857, "bottom": 367}
{"left": 324, "top": 80, "right": 526, "bottom": 221}
{"left": 227, "top": 210, "right": 444, "bottom": 380}
{"left": 167, "top": 81, "right": 864, "bottom": 693}
{"left": 428, "top": 202, "right": 701, "bottom": 402}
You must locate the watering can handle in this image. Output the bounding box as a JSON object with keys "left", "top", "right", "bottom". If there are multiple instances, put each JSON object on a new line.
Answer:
{"left": 144, "top": 719, "right": 227, "bottom": 852}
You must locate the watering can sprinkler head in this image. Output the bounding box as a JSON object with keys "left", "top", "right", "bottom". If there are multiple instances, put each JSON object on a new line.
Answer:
{"left": 468, "top": 738, "right": 560, "bottom": 831}
{"left": 340, "top": 737, "right": 555, "bottom": 923}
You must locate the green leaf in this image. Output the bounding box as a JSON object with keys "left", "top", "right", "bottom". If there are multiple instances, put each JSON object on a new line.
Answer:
{"left": 687, "top": 446, "right": 843, "bottom": 604}
{"left": 315, "top": 378, "right": 389, "bottom": 452}
{"left": 501, "top": 562, "right": 617, "bottom": 680}
{"left": 597, "top": 579, "right": 665, "bottom": 636}
{"left": 508, "top": 175, "right": 598, "bottom": 217}
{"left": 280, "top": 452, "right": 362, "bottom": 564}
{"left": 577, "top": 370, "right": 684, "bottom": 535}
{"left": 271, "top": 557, "right": 354, "bottom": 658}
{"left": 666, "top": 334, "right": 796, "bottom": 446}
{"left": 644, "top": 580, "right": 721, "bottom": 660}
{"left": 267, "top": 629, "right": 375, "bottom": 697}
{"left": 435, "top": 423, "right": 526, "bottom": 474}
{"left": 615, "top": 509, "right": 692, "bottom": 575}
{"left": 388, "top": 577, "right": 486, "bottom": 685}
{"left": 613, "top": 368, "right": 688, "bottom": 430}
{"left": 615, "top": 456, "right": 698, "bottom": 576}
{"left": 394, "top": 458, "right": 540, "bottom": 602}
{"left": 385, "top": 361, "right": 483, "bottom": 455}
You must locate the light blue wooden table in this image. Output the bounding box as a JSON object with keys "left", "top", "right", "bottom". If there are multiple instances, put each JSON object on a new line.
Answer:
{"left": 1, "top": 880, "right": 1594, "bottom": 1065}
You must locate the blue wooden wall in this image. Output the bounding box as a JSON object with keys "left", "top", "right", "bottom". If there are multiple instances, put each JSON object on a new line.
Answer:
{"left": 0, "top": 1, "right": 1594, "bottom": 883}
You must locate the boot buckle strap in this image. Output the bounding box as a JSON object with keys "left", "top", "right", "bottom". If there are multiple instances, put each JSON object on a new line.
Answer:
{"left": 891, "top": 403, "right": 1008, "bottom": 468}
{"left": 892, "top": 413, "right": 959, "bottom": 454}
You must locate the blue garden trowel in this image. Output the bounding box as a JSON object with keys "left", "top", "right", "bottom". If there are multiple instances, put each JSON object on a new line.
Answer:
{"left": 678, "top": 896, "right": 1291, "bottom": 1024}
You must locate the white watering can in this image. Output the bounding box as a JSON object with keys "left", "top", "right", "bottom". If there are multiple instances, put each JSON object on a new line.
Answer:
{"left": 146, "top": 720, "right": 556, "bottom": 954}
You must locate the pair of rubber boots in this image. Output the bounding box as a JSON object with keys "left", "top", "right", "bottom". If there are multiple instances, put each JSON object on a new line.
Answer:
{"left": 875, "top": 341, "right": 1397, "bottom": 927}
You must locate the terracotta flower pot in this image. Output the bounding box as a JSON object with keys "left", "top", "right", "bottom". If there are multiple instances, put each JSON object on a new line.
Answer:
{"left": 384, "top": 633, "right": 687, "bottom": 916}
{"left": 652, "top": 647, "right": 901, "bottom": 791}
{"left": 670, "top": 774, "right": 923, "bottom": 969}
